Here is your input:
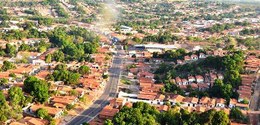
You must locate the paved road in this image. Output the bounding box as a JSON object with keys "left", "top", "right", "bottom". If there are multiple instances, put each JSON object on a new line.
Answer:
{"left": 250, "top": 73, "right": 260, "bottom": 110}
{"left": 67, "top": 46, "right": 124, "bottom": 125}
{"left": 249, "top": 73, "right": 260, "bottom": 125}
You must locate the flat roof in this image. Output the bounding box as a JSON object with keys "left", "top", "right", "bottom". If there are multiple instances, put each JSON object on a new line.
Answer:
{"left": 134, "top": 44, "right": 177, "bottom": 49}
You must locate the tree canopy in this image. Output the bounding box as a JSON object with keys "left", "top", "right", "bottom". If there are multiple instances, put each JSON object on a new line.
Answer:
{"left": 24, "top": 76, "right": 49, "bottom": 103}
{"left": 112, "top": 102, "right": 230, "bottom": 125}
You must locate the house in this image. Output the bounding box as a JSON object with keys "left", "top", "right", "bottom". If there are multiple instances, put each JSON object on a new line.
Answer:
{"left": 155, "top": 94, "right": 165, "bottom": 105}
{"left": 175, "top": 77, "right": 182, "bottom": 85}
{"left": 191, "top": 54, "right": 198, "bottom": 60}
{"left": 10, "top": 117, "right": 49, "bottom": 125}
{"left": 169, "top": 95, "right": 185, "bottom": 105}
{"left": 137, "top": 92, "right": 157, "bottom": 101}
{"left": 183, "top": 97, "right": 199, "bottom": 107}
{"left": 238, "top": 90, "right": 251, "bottom": 103}
{"left": 156, "top": 105, "right": 169, "bottom": 112}
{"left": 199, "top": 53, "right": 206, "bottom": 59}
{"left": 137, "top": 71, "right": 154, "bottom": 79}
{"left": 120, "top": 25, "right": 133, "bottom": 34}
{"left": 184, "top": 56, "right": 191, "bottom": 61}
{"left": 71, "top": 88, "right": 84, "bottom": 97}
{"left": 195, "top": 75, "right": 204, "bottom": 83}
{"left": 32, "top": 59, "right": 46, "bottom": 65}
{"left": 199, "top": 97, "right": 211, "bottom": 107}
{"left": 89, "top": 119, "right": 104, "bottom": 125}
{"left": 198, "top": 83, "right": 209, "bottom": 91}
{"left": 182, "top": 79, "right": 188, "bottom": 85}
{"left": 210, "top": 73, "right": 217, "bottom": 81}
{"left": 208, "top": 98, "right": 216, "bottom": 108}
{"left": 190, "top": 83, "right": 198, "bottom": 90}
{"left": 99, "top": 105, "right": 119, "bottom": 120}
{"left": 213, "top": 50, "right": 227, "bottom": 57}
{"left": 50, "top": 96, "right": 79, "bottom": 108}
{"left": 236, "top": 103, "right": 249, "bottom": 110}
{"left": 184, "top": 106, "right": 195, "bottom": 113}
{"left": 199, "top": 97, "right": 216, "bottom": 108}
{"left": 109, "top": 98, "right": 126, "bottom": 109}
{"left": 36, "top": 70, "right": 50, "bottom": 80}
{"left": 229, "top": 99, "right": 237, "bottom": 109}
{"left": 28, "top": 105, "right": 64, "bottom": 118}
{"left": 177, "top": 59, "right": 183, "bottom": 64}
{"left": 216, "top": 98, "right": 226, "bottom": 108}
{"left": 217, "top": 74, "right": 224, "bottom": 80}
{"left": 188, "top": 76, "right": 196, "bottom": 83}
{"left": 195, "top": 106, "right": 207, "bottom": 113}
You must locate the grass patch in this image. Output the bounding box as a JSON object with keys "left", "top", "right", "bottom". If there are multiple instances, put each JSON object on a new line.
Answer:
{"left": 121, "top": 77, "right": 131, "bottom": 85}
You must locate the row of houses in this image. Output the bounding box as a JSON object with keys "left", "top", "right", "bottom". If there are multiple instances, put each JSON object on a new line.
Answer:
{"left": 1, "top": 44, "right": 113, "bottom": 124}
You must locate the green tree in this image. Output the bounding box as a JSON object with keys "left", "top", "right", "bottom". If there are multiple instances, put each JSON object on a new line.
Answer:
{"left": 210, "top": 79, "right": 232, "bottom": 100}
{"left": 19, "top": 43, "right": 30, "bottom": 51}
{"left": 104, "top": 120, "right": 113, "bottom": 125}
{"left": 78, "top": 65, "right": 90, "bottom": 75}
{"left": 52, "top": 51, "right": 65, "bottom": 62}
{"left": 36, "top": 108, "right": 48, "bottom": 119}
{"left": 8, "top": 86, "right": 25, "bottom": 105}
{"left": 230, "top": 108, "right": 247, "bottom": 123}
{"left": 45, "top": 54, "right": 52, "bottom": 63}
{"left": 0, "top": 78, "right": 8, "bottom": 86}
{"left": 5, "top": 44, "right": 17, "bottom": 57}
{"left": 24, "top": 76, "right": 49, "bottom": 103}
{"left": 212, "top": 110, "right": 229, "bottom": 125}
{"left": 54, "top": 63, "right": 67, "bottom": 70}
{"left": 1, "top": 61, "right": 16, "bottom": 71}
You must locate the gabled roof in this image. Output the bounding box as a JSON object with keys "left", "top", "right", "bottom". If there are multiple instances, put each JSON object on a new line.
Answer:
{"left": 183, "top": 97, "right": 199, "bottom": 103}
{"left": 200, "top": 97, "right": 211, "bottom": 104}
{"left": 99, "top": 105, "right": 119, "bottom": 118}
{"left": 30, "top": 104, "right": 63, "bottom": 116}
{"left": 216, "top": 98, "right": 226, "bottom": 104}
{"left": 171, "top": 95, "right": 185, "bottom": 102}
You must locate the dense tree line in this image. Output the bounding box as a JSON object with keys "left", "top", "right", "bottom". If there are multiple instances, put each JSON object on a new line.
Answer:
{"left": 143, "top": 31, "right": 180, "bottom": 43}
{"left": 155, "top": 50, "right": 244, "bottom": 100}
{"left": 0, "top": 23, "right": 48, "bottom": 41}
{"left": 46, "top": 64, "right": 81, "bottom": 85}
{"left": 240, "top": 28, "right": 260, "bottom": 35}
{"left": 153, "top": 48, "right": 189, "bottom": 61}
{"left": 0, "top": 40, "right": 50, "bottom": 58}
{"left": 204, "top": 23, "right": 235, "bottom": 33}
{"left": 48, "top": 27, "right": 99, "bottom": 62}
{"left": 237, "top": 37, "right": 260, "bottom": 50}
{"left": 109, "top": 102, "right": 230, "bottom": 125}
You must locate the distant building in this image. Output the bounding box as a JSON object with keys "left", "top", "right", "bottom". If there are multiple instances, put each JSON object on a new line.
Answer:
{"left": 134, "top": 44, "right": 178, "bottom": 53}
{"left": 120, "top": 25, "right": 133, "bottom": 34}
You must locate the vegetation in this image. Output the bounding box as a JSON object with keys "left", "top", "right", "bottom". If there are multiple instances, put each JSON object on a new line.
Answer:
{"left": 143, "top": 31, "right": 180, "bottom": 43}
{"left": 78, "top": 65, "right": 91, "bottom": 75}
{"left": 156, "top": 50, "right": 244, "bottom": 100}
{"left": 0, "top": 88, "right": 30, "bottom": 122}
{"left": 204, "top": 23, "right": 235, "bottom": 33}
{"left": 36, "top": 108, "right": 48, "bottom": 119}
{"left": 24, "top": 76, "right": 50, "bottom": 103}
{"left": 1, "top": 61, "right": 16, "bottom": 71}
{"left": 111, "top": 102, "right": 230, "bottom": 125}
{"left": 47, "top": 64, "right": 81, "bottom": 85}
{"left": 48, "top": 27, "right": 99, "bottom": 62}
{"left": 55, "top": 5, "right": 69, "bottom": 18}
{"left": 230, "top": 107, "right": 248, "bottom": 123}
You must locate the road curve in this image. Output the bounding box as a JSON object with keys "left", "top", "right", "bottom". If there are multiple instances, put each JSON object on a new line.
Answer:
{"left": 67, "top": 46, "right": 124, "bottom": 125}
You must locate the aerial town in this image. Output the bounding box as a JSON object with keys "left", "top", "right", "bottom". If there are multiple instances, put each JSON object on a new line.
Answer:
{"left": 0, "top": 0, "right": 259, "bottom": 125}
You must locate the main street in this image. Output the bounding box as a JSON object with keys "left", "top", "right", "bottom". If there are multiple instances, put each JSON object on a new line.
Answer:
{"left": 67, "top": 45, "right": 124, "bottom": 125}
